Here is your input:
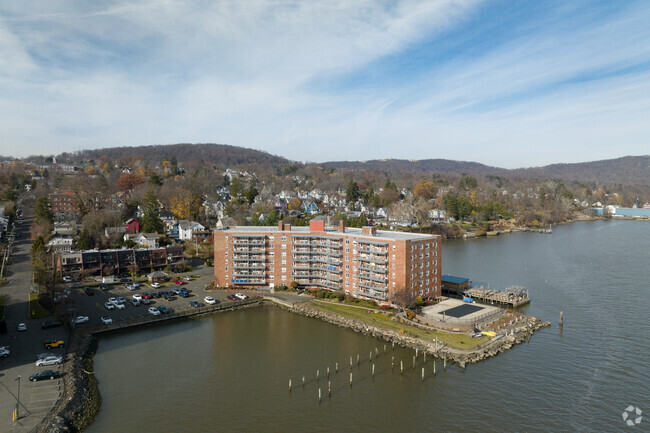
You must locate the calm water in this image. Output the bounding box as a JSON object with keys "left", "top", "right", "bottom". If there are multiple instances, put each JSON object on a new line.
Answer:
{"left": 87, "top": 220, "right": 649, "bottom": 433}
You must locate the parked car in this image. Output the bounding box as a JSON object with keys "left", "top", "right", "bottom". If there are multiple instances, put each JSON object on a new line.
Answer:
{"left": 0, "top": 346, "right": 9, "bottom": 357}
{"left": 141, "top": 293, "right": 152, "bottom": 299}
{"left": 148, "top": 307, "right": 161, "bottom": 316}
{"left": 41, "top": 320, "right": 62, "bottom": 329}
{"left": 132, "top": 293, "right": 142, "bottom": 301}
{"left": 204, "top": 296, "right": 217, "bottom": 305}
{"left": 71, "top": 316, "right": 89, "bottom": 324}
{"left": 108, "top": 297, "right": 117, "bottom": 304}
{"left": 36, "top": 355, "right": 63, "bottom": 367}
{"left": 235, "top": 293, "right": 248, "bottom": 300}
{"left": 157, "top": 305, "right": 170, "bottom": 314}
{"left": 141, "top": 298, "right": 152, "bottom": 305}
{"left": 189, "top": 300, "right": 201, "bottom": 308}
{"left": 129, "top": 298, "right": 140, "bottom": 307}
{"left": 183, "top": 276, "right": 192, "bottom": 281}
{"left": 44, "top": 340, "right": 64, "bottom": 349}
{"left": 227, "top": 295, "right": 237, "bottom": 301}
{"left": 151, "top": 282, "right": 161, "bottom": 289}
{"left": 101, "top": 316, "right": 113, "bottom": 324}
{"left": 29, "top": 370, "right": 59, "bottom": 382}
{"left": 164, "top": 294, "right": 175, "bottom": 301}
{"left": 174, "top": 280, "right": 186, "bottom": 285}
{"left": 17, "top": 322, "right": 27, "bottom": 331}
{"left": 105, "top": 301, "right": 115, "bottom": 310}
{"left": 178, "top": 291, "right": 189, "bottom": 298}
{"left": 62, "top": 276, "right": 72, "bottom": 283}
{"left": 117, "top": 296, "right": 126, "bottom": 304}
{"left": 114, "top": 302, "right": 125, "bottom": 310}
{"left": 83, "top": 287, "right": 94, "bottom": 296}
{"left": 99, "top": 283, "right": 110, "bottom": 291}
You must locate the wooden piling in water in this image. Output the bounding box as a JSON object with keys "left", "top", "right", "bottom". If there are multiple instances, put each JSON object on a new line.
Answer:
{"left": 289, "top": 379, "right": 292, "bottom": 391}
{"left": 317, "top": 369, "right": 320, "bottom": 381}
{"left": 375, "top": 347, "right": 379, "bottom": 357}
{"left": 413, "top": 355, "right": 416, "bottom": 369}
{"left": 424, "top": 352, "right": 426, "bottom": 363}
{"left": 369, "top": 351, "right": 372, "bottom": 362}
{"left": 443, "top": 358, "right": 446, "bottom": 371}
{"left": 318, "top": 388, "right": 321, "bottom": 403}
{"left": 421, "top": 367, "right": 424, "bottom": 381}
{"left": 372, "top": 363, "right": 375, "bottom": 378}
{"left": 433, "top": 360, "right": 436, "bottom": 376}
{"left": 302, "top": 375, "right": 305, "bottom": 387}
{"left": 336, "top": 362, "right": 338, "bottom": 373}
{"left": 350, "top": 372, "right": 353, "bottom": 386}
{"left": 357, "top": 354, "right": 360, "bottom": 366}
{"left": 384, "top": 344, "right": 386, "bottom": 353}
{"left": 391, "top": 356, "right": 394, "bottom": 369}
{"left": 416, "top": 348, "right": 418, "bottom": 357}
{"left": 559, "top": 311, "right": 564, "bottom": 326}
{"left": 400, "top": 360, "right": 403, "bottom": 374}
{"left": 327, "top": 366, "right": 330, "bottom": 377}
{"left": 328, "top": 381, "right": 331, "bottom": 397}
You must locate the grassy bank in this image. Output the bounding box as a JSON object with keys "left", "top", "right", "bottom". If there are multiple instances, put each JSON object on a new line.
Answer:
{"left": 310, "top": 301, "right": 486, "bottom": 350}
{"left": 29, "top": 292, "right": 51, "bottom": 319}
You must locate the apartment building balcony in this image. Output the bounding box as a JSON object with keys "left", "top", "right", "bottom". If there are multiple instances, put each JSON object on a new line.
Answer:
{"left": 357, "top": 264, "right": 388, "bottom": 273}
{"left": 231, "top": 278, "right": 265, "bottom": 285}
{"left": 232, "top": 264, "right": 265, "bottom": 269}
{"left": 232, "top": 255, "right": 265, "bottom": 262}
{"left": 232, "top": 240, "right": 265, "bottom": 246}
{"left": 356, "top": 246, "right": 388, "bottom": 255}
{"left": 356, "top": 289, "right": 388, "bottom": 301}
{"left": 233, "top": 247, "right": 265, "bottom": 253}
{"left": 357, "top": 272, "right": 388, "bottom": 283}
{"left": 357, "top": 280, "right": 388, "bottom": 291}
{"left": 357, "top": 255, "right": 387, "bottom": 265}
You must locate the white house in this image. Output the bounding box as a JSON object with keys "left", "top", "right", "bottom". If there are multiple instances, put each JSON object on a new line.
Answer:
{"left": 178, "top": 220, "right": 205, "bottom": 241}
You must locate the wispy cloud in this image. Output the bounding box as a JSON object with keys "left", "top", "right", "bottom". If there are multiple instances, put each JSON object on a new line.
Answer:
{"left": 0, "top": 0, "right": 648, "bottom": 167}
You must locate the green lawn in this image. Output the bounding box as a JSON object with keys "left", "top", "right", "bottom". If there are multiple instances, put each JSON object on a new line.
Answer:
{"left": 29, "top": 292, "right": 51, "bottom": 319}
{"left": 310, "top": 301, "right": 486, "bottom": 350}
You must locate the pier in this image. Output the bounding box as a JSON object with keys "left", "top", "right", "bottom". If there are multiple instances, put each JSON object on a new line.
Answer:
{"left": 464, "top": 287, "right": 530, "bottom": 307}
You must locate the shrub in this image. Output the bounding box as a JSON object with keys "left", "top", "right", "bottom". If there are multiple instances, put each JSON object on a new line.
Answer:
{"left": 406, "top": 311, "right": 416, "bottom": 320}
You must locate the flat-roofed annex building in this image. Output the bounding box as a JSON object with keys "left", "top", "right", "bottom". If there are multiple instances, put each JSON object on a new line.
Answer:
{"left": 213, "top": 220, "right": 441, "bottom": 304}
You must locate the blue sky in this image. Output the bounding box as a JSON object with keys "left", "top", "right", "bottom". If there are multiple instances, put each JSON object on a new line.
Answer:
{"left": 0, "top": 0, "right": 648, "bottom": 168}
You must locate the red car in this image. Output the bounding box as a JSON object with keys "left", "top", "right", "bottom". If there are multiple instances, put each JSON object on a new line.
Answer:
{"left": 174, "top": 280, "right": 186, "bottom": 285}
{"left": 141, "top": 293, "right": 153, "bottom": 299}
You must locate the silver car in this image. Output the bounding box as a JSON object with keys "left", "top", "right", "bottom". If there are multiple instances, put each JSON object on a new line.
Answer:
{"left": 35, "top": 355, "right": 63, "bottom": 367}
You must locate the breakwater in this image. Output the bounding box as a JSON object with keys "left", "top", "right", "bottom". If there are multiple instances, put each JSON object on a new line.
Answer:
{"left": 288, "top": 302, "right": 549, "bottom": 367}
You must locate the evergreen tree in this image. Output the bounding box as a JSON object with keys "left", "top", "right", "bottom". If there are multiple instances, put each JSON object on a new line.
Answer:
{"left": 141, "top": 189, "right": 164, "bottom": 233}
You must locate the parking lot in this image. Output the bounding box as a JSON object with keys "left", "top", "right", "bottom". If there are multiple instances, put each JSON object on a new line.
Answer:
{"left": 66, "top": 269, "right": 247, "bottom": 332}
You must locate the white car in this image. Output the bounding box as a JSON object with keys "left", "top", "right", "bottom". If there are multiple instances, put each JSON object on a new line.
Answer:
{"left": 101, "top": 316, "right": 112, "bottom": 324}
{"left": 114, "top": 302, "right": 125, "bottom": 310}
{"left": 17, "top": 323, "right": 27, "bottom": 331}
{"left": 0, "top": 347, "right": 9, "bottom": 358}
{"left": 104, "top": 301, "right": 115, "bottom": 310}
{"left": 62, "top": 276, "right": 72, "bottom": 283}
{"left": 204, "top": 296, "right": 217, "bottom": 305}
{"left": 132, "top": 293, "right": 142, "bottom": 301}
{"left": 72, "top": 316, "right": 89, "bottom": 324}
{"left": 235, "top": 293, "right": 248, "bottom": 300}
{"left": 35, "top": 355, "right": 63, "bottom": 367}
{"left": 148, "top": 307, "right": 160, "bottom": 316}
{"left": 183, "top": 276, "right": 192, "bottom": 281}
{"left": 151, "top": 282, "right": 161, "bottom": 289}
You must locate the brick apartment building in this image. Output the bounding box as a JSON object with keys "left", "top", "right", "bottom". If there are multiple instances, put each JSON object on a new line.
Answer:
{"left": 213, "top": 220, "right": 441, "bottom": 304}
{"left": 49, "top": 191, "right": 80, "bottom": 218}
{"left": 55, "top": 246, "right": 184, "bottom": 277}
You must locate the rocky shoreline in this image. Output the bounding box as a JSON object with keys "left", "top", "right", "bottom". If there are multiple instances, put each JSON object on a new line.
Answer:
{"left": 288, "top": 302, "right": 550, "bottom": 367}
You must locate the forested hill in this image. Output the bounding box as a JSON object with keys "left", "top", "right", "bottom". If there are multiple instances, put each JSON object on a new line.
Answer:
{"left": 68, "top": 143, "right": 291, "bottom": 168}
{"left": 322, "top": 155, "right": 650, "bottom": 185}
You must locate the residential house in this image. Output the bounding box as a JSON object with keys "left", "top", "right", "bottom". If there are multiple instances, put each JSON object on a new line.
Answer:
{"left": 125, "top": 218, "right": 140, "bottom": 234}
{"left": 178, "top": 220, "right": 205, "bottom": 241}
{"left": 47, "top": 236, "right": 73, "bottom": 253}
{"left": 301, "top": 201, "right": 320, "bottom": 215}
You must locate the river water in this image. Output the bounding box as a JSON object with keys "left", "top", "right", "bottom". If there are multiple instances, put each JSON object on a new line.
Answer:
{"left": 87, "top": 220, "right": 649, "bottom": 433}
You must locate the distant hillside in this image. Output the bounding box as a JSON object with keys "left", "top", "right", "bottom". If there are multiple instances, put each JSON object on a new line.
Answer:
{"left": 62, "top": 143, "right": 292, "bottom": 168}
{"left": 323, "top": 156, "right": 650, "bottom": 185}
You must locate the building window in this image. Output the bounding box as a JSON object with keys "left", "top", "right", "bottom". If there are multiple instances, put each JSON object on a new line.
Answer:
{"left": 420, "top": 244, "right": 423, "bottom": 249}
{"left": 269, "top": 236, "right": 274, "bottom": 241}
{"left": 269, "top": 252, "right": 274, "bottom": 257}
{"left": 419, "top": 289, "right": 423, "bottom": 295}
{"left": 345, "top": 265, "right": 349, "bottom": 270}
{"left": 225, "top": 267, "right": 228, "bottom": 271}
{"left": 345, "top": 240, "right": 349, "bottom": 244}
{"left": 270, "top": 275, "right": 274, "bottom": 280}
{"left": 345, "top": 273, "right": 349, "bottom": 278}
{"left": 269, "top": 260, "right": 274, "bottom": 265}
{"left": 345, "top": 257, "right": 349, "bottom": 262}
{"left": 392, "top": 254, "right": 396, "bottom": 260}
{"left": 281, "top": 260, "right": 286, "bottom": 265}
{"left": 420, "top": 253, "right": 423, "bottom": 259}
{"left": 345, "top": 248, "right": 349, "bottom": 253}
{"left": 281, "top": 236, "right": 287, "bottom": 241}
{"left": 392, "top": 282, "right": 395, "bottom": 287}
{"left": 281, "top": 252, "right": 286, "bottom": 257}
{"left": 392, "top": 245, "right": 396, "bottom": 250}
{"left": 281, "top": 244, "right": 286, "bottom": 249}
{"left": 225, "top": 259, "right": 228, "bottom": 264}
{"left": 345, "top": 282, "right": 350, "bottom": 286}
{"left": 392, "top": 264, "right": 396, "bottom": 269}
{"left": 225, "top": 236, "right": 228, "bottom": 241}
{"left": 281, "top": 276, "right": 287, "bottom": 281}
{"left": 392, "top": 272, "right": 395, "bottom": 278}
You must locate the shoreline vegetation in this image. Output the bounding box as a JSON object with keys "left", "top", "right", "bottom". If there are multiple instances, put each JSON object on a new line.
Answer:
{"left": 44, "top": 296, "right": 549, "bottom": 433}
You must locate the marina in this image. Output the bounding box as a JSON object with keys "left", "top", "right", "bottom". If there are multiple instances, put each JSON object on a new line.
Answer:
{"left": 441, "top": 275, "right": 531, "bottom": 307}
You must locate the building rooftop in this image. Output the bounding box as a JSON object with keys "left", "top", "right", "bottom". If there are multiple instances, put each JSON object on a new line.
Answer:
{"left": 217, "top": 225, "right": 437, "bottom": 242}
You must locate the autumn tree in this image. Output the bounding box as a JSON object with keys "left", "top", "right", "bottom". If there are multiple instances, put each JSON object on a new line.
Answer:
{"left": 116, "top": 173, "right": 145, "bottom": 193}
{"left": 413, "top": 180, "right": 438, "bottom": 200}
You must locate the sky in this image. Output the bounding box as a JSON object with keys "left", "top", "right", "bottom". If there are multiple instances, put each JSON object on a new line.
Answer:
{"left": 0, "top": 0, "right": 649, "bottom": 168}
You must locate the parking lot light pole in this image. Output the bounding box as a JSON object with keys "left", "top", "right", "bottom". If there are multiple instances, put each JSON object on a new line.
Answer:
{"left": 16, "top": 375, "right": 21, "bottom": 418}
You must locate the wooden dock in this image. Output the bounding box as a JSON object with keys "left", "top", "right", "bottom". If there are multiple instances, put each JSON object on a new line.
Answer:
{"left": 465, "top": 287, "right": 530, "bottom": 307}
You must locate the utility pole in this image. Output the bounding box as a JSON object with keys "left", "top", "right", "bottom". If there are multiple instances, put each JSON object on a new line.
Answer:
{"left": 15, "top": 375, "right": 21, "bottom": 418}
